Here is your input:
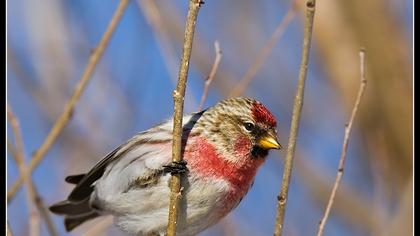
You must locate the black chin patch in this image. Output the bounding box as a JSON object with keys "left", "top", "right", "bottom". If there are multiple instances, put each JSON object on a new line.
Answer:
{"left": 251, "top": 146, "right": 269, "bottom": 159}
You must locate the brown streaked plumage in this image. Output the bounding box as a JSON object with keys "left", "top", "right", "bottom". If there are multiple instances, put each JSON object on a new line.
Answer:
{"left": 49, "top": 97, "right": 281, "bottom": 235}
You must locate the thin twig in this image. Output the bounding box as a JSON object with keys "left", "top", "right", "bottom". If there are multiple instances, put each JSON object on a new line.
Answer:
{"left": 7, "top": 114, "right": 40, "bottom": 236}
{"left": 229, "top": 1, "right": 297, "bottom": 97}
{"left": 30, "top": 183, "right": 60, "bottom": 236}
{"left": 7, "top": 0, "right": 130, "bottom": 203}
{"left": 6, "top": 142, "right": 40, "bottom": 236}
{"left": 316, "top": 49, "right": 367, "bottom": 236}
{"left": 273, "top": 1, "right": 316, "bottom": 235}
{"left": 28, "top": 209, "right": 40, "bottom": 236}
{"left": 292, "top": 153, "right": 385, "bottom": 231}
{"left": 166, "top": 1, "right": 202, "bottom": 235}
{"left": 198, "top": 40, "right": 222, "bottom": 111}
{"left": 7, "top": 106, "right": 59, "bottom": 236}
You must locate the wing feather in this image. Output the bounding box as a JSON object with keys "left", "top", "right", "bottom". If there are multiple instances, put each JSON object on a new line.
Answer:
{"left": 66, "top": 112, "right": 204, "bottom": 203}
{"left": 67, "top": 145, "right": 125, "bottom": 202}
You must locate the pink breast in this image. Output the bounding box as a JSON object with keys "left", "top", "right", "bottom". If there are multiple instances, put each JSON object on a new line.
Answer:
{"left": 184, "top": 137, "right": 264, "bottom": 207}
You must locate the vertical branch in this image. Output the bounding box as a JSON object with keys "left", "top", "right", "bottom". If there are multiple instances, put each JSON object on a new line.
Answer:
{"left": 28, "top": 197, "right": 40, "bottom": 236}
{"left": 167, "top": 0, "right": 202, "bottom": 236}
{"left": 7, "top": 113, "right": 40, "bottom": 236}
{"left": 7, "top": 142, "right": 40, "bottom": 236}
{"left": 273, "top": 1, "right": 316, "bottom": 235}
{"left": 30, "top": 184, "right": 60, "bottom": 236}
{"left": 198, "top": 40, "right": 222, "bottom": 111}
{"left": 7, "top": 106, "right": 59, "bottom": 236}
{"left": 316, "top": 49, "right": 367, "bottom": 236}
{"left": 7, "top": 0, "right": 130, "bottom": 203}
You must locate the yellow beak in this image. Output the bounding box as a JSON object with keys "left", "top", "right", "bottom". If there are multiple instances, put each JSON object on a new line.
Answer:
{"left": 257, "top": 134, "right": 282, "bottom": 150}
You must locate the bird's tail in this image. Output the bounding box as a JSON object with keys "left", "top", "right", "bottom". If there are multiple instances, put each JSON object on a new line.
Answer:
{"left": 49, "top": 174, "right": 101, "bottom": 231}
{"left": 64, "top": 211, "right": 100, "bottom": 231}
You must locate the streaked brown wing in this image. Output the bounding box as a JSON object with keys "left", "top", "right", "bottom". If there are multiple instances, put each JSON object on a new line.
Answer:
{"left": 67, "top": 144, "right": 124, "bottom": 202}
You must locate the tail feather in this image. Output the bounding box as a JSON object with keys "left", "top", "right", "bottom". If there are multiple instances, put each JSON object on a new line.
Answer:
{"left": 49, "top": 198, "right": 91, "bottom": 215}
{"left": 65, "top": 174, "right": 86, "bottom": 184}
{"left": 64, "top": 211, "right": 100, "bottom": 232}
{"left": 50, "top": 172, "right": 103, "bottom": 231}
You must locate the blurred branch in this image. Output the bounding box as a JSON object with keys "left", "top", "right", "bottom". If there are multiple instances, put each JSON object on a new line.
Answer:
{"left": 7, "top": 106, "right": 59, "bottom": 236}
{"left": 366, "top": 131, "right": 390, "bottom": 236}
{"left": 7, "top": 0, "right": 130, "bottom": 202}
{"left": 30, "top": 184, "right": 60, "bottom": 236}
{"left": 167, "top": 0, "right": 202, "bottom": 235}
{"left": 229, "top": 1, "right": 297, "bottom": 97}
{"left": 316, "top": 49, "right": 367, "bottom": 236}
{"left": 386, "top": 178, "right": 413, "bottom": 236}
{"left": 28, "top": 194, "right": 40, "bottom": 236}
{"left": 136, "top": 0, "right": 199, "bottom": 109}
{"left": 198, "top": 40, "right": 222, "bottom": 111}
{"left": 7, "top": 115, "right": 40, "bottom": 236}
{"left": 7, "top": 106, "right": 24, "bottom": 160}
{"left": 293, "top": 155, "right": 385, "bottom": 232}
{"left": 9, "top": 44, "right": 128, "bottom": 162}
{"left": 81, "top": 216, "right": 114, "bottom": 236}
{"left": 137, "top": 0, "right": 237, "bottom": 98}
{"left": 273, "top": 1, "right": 316, "bottom": 235}
{"left": 7, "top": 141, "right": 40, "bottom": 236}
{"left": 219, "top": 215, "right": 239, "bottom": 236}
{"left": 7, "top": 221, "right": 13, "bottom": 236}
{"left": 310, "top": 0, "right": 412, "bottom": 195}
{"left": 20, "top": 0, "right": 75, "bottom": 115}
{"left": 136, "top": 0, "right": 179, "bottom": 80}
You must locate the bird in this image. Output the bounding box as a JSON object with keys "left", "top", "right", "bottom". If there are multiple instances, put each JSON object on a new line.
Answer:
{"left": 49, "top": 97, "right": 281, "bottom": 236}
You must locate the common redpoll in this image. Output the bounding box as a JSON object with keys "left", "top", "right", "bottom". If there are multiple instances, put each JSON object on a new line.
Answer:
{"left": 50, "top": 97, "right": 281, "bottom": 236}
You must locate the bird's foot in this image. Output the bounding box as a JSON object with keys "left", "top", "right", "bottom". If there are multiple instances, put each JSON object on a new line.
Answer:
{"left": 163, "top": 160, "right": 188, "bottom": 175}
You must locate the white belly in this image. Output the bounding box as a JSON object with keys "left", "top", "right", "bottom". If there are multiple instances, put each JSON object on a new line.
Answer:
{"left": 94, "top": 173, "right": 232, "bottom": 236}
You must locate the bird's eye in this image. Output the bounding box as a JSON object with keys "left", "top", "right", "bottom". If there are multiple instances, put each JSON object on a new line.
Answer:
{"left": 244, "top": 122, "right": 255, "bottom": 131}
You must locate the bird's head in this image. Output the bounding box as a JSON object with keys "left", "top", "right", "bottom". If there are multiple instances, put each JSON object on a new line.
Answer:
{"left": 197, "top": 97, "right": 281, "bottom": 163}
